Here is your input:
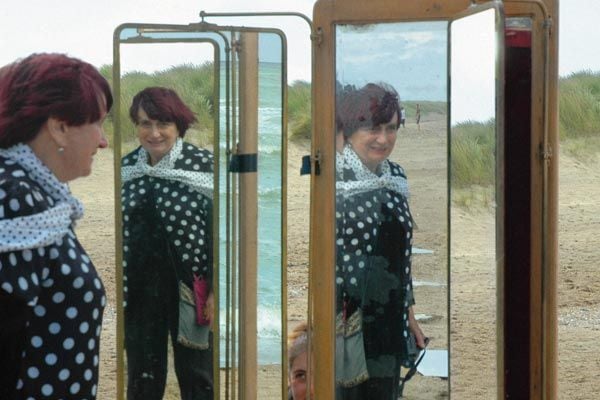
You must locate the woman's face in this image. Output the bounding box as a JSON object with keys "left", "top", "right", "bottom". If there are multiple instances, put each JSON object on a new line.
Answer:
{"left": 347, "top": 111, "right": 398, "bottom": 172}
{"left": 136, "top": 107, "right": 179, "bottom": 165}
{"left": 60, "top": 109, "right": 108, "bottom": 182}
{"left": 289, "top": 351, "right": 309, "bottom": 400}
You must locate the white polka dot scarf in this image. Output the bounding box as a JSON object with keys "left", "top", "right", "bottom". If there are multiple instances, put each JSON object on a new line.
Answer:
{"left": 121, "top": 138, "right": 213, "bottom": 199}
{"left": 336, "top": 145, "right": 410, "bottom": 199}
{"left": 0, "top": 143, "right": 84, "bottom": 252}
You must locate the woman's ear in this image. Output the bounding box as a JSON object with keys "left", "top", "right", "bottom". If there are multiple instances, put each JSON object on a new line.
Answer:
{"left": 46, "top": 117, "right": 69, "bottom": 148}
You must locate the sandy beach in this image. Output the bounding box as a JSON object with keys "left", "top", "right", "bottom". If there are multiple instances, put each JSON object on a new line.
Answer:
{"left": 70, "top": 114, "right": 599, "bottom": 399}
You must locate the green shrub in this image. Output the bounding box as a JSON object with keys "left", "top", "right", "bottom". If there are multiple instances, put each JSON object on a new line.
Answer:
{"left": 450, "top": 120, "right": 495, "bottom": 189}
{"left": 288, "top": 80, "right": 312, "bottom": 141}
{"left": 559, "top": 73, "right": 600, "bottom": 139}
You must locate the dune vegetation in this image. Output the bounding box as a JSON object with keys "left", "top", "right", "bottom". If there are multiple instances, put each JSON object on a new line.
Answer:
{"left": 558, "top": 70, "right": 600, "bottom": 161}
{"left": 100, "top": 62, "right": 600, "bottom": 185}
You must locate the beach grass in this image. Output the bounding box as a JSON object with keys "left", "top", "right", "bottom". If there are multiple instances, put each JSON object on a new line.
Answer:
{"left": 450, "top": 120, "right": 495, "bottom": 189}
{"left": 559, "top": 70, "right": 600, "bottom": 159}
{"left": 100, "top": 64, "right": 600, "bottom": 165}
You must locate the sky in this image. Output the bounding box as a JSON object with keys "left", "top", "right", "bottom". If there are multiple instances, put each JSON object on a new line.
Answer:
{"left": 1, "top": 0, "right": 599, "bottom": 77}
{"left": 0, "top": 0, "right": 599, "bottom": 122}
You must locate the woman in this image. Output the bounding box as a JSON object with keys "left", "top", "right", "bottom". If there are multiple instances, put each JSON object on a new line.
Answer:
{"left": 288, "top": 322, "right": 312, "bottom": 400}
{"left": 0, "top": 53, "right": 112, "bottom": 399}
{"left": 121, "top": 87, "right": 214, "bottom": 400}
{"left": 335, "top": 83, "right": 425, "bottom": 399}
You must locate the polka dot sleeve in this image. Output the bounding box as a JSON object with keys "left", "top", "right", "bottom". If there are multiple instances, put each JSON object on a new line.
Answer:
{"left": 0, "top": 177, "right": 50, "bottom": 305}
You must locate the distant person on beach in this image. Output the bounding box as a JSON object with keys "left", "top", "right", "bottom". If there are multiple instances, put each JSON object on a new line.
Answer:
{"left": 121, "top": 87, "right": 214, "bottom": 399}
{"left": 288, "top": 322, "right": 313, "bottom": 400}
{"left": 400, "top": 106, "right": 406, "bottom": 128}
{"left": 0, "top": 53, "right": 112, "bottom": 399}
{"left": 416, "top": 103, "right": 421, "bottom": 131}
{"left": 335, "top": 82, "right": 426, "bottom": 399}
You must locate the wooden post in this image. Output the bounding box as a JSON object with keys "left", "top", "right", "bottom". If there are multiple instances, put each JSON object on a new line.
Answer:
{"left": 237, "top": 31, "right": 259, "bottom": 400}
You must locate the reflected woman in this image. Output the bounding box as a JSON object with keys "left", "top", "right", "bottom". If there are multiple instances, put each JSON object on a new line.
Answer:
{"left": 121, "top": 87, "right": 214, "bottom": 399}
{"left": 287, "top": 322, "right": 314, "bottom": 400}
{"left": 335, "top": 83, "right": 425, "bottom": 399}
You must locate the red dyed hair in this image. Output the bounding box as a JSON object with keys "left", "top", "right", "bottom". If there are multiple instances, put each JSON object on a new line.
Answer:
{"left": 0, "top": 53, "right": 113, "bottom": 148}
{"left": 129, "top": 87, "right": 197, "bottom": 137}
{"left": 336, "top": 82, "right": 400, "bottom": 138}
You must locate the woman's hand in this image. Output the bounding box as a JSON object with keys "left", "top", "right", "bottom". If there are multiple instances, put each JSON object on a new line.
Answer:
{"left": 205, "top": 291, "right": 214, "bottom": 330}
{"left": 408, "top": 306, "right": 427, "bottom": 349}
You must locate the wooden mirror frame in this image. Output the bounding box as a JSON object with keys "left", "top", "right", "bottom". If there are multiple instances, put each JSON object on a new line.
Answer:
{"left": 309, "top": 0, "right": 559, "bottom": 399}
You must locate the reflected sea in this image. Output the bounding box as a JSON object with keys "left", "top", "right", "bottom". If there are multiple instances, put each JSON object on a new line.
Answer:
{"left": 218, "top": 63, "right": 284, "bottom": 365}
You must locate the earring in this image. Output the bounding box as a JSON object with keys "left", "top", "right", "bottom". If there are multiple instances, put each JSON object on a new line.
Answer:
{"left": 58, "top": 147, "right": 64, "bottom": 153}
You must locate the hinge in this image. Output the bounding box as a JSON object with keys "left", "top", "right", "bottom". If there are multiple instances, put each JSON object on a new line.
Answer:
{"left": 232, "top": 38, "right": 242, "bottom": 53}
{"left": 229, "top": 153, "right": 257, "bottom": 173}
{"left": 539, "top": 144, "right": 553, "bottom": 162}
{"left": 300, "top": 151, "right": 322, "bottom": 176}
{"left": 313, "top": 150, "right": 321, "bottom": 176}
{"left": 310, "top": 28, "right": 323, "bottom": 46}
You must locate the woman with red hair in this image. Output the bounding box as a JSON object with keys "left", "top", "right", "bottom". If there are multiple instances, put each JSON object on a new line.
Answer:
{"left": 121, "top": 87, "right": 214, "bottom": 399}
{"left": 0, "top": 53, "right": 112, "bottom": 399}
{"left": 335, "top": 83, "right": 426, "bottom": 399}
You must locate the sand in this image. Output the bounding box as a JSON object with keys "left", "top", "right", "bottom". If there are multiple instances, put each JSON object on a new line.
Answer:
{"left": 69, "top": 115, "right": 599, "bottom": 399}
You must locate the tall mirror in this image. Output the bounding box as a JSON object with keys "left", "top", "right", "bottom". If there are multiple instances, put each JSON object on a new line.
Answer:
{"left": 253, "top": 31, "right": 286, "bottom": 399}
{"left": 449, "top": 7, "right": 502, "bottom": 399}
{"left": 113, "top": 24, "right": 288, "bottom": 399}
{"left": 335, "top": 21, "right": 449, "bottom": 399}
{"left": 114, "top": 30, "right": 222, "bottom": 399}
{"left": 225, "top": 30, "right": 286, "bottom": 399}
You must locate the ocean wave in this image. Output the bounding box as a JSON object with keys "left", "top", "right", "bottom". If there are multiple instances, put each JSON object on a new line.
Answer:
{"left": 258, "top": 186, "right": 281, "bottom": 198}
{"left": 217, "top": 305, "right": 282, "bottom": 341}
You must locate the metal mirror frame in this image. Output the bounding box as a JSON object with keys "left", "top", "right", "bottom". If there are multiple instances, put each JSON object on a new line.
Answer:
{"left": 113, "top": 27, "right": 224, "bottom": 399}
{"left": 112, "top": 21, "right": 289, "bottom": 400}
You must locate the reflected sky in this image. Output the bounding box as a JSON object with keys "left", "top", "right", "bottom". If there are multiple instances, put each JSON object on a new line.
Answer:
{"left": 336, "top": 21, "right": 447, "bottom": 101}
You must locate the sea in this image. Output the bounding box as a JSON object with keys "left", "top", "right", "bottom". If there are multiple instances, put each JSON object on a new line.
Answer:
{"left": 218, "top": 62, "right": 285, "bottom": 366}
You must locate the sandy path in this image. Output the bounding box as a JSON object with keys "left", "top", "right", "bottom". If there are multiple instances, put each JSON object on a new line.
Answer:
{"left": 69, "top": 117, "right": 599, "bottom": 399}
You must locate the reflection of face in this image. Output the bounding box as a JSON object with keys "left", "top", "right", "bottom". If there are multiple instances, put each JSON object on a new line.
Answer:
{"left": 136, "top": 107, "right": 179, "bottom": 165}
{"left": 336, "top": 131, "right": 345, "bottom": 153}
{"left": 347, "top": 111, "right": 398, "bottom": 172}
{"left": 61, "top": 110, "right": 108, "bottom": 182}
{"left": 289, "top": 351, "right": 309, "bottom": 400}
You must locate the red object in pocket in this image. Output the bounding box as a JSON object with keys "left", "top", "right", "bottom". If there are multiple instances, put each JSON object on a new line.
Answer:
{"left": 193, "top": 274, "right": 210, "bottom": 326}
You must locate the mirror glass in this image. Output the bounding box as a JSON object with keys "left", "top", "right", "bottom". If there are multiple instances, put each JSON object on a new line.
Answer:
{"left": 117, "top": 37, "right": 220, "bottom": 399}
{"left": 449, "top": 8, "right": 498, "bottom": 399}
{"left": 229, "top": 31, "right": 286, "bottom": 398}
{"left": 255, "top": 32, "right": 285, "bottom": 397}
{"left": 335, "top": 21, "right": 449, "bottom": 399}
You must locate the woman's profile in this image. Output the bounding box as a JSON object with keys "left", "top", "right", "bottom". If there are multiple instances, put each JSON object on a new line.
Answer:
{"left": 0, "top": 53, "right": 112, "bottom": 399}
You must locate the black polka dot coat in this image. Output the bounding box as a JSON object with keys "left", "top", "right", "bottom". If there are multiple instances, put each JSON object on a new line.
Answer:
{"left": 120, "top": 142, "right": 213, "bottom": 321}
{"left": 0, "top": 155, "right": 106, "bottom": 399}
{"left": 336, "top": 151, "right": 415, "bottom": 378}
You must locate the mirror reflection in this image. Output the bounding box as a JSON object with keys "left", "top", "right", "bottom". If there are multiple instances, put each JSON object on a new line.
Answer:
{"left": 227, "top": 31, "right": 286, "bottom": 399}
{"left": 117, "top": 42, "right": 218, "bottom": 399}
{"left": 449, "top": 8, "right": 498, "bottom": 399}
{"left": 335, "top": 21, "right": 449, "bottom": 399}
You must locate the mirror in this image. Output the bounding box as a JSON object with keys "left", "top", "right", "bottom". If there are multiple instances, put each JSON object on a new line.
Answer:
{"left": 115, "top": 33, "right": 222, "bottom": 399}
{"left": 253, "top": 32, "right": 286, "bottom": 399}
{"left": 226, "top": 30, "right": 286, "bottom": 399}
{"left": 335, "top": 21, "right": 449, "bottom": 399}
{"left": 114, "top": 26, "right": 287, "bottom": 400}
{"left": 449, "top": 8, "right": 499, "bottom": 399}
